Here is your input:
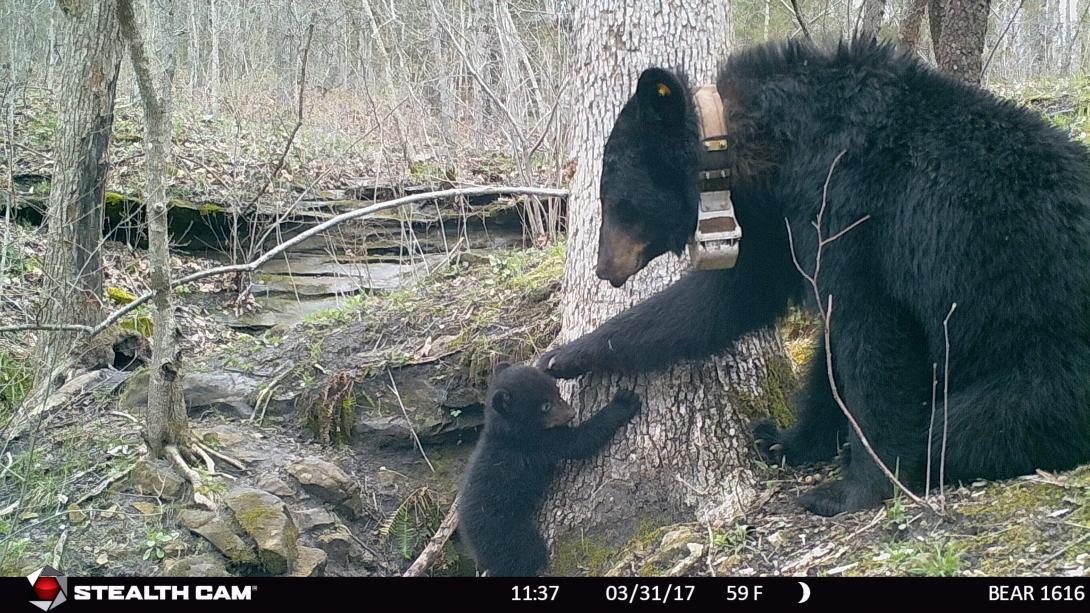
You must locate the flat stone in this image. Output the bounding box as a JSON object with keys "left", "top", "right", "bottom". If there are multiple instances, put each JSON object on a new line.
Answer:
{"left": 292, "top": 507, "right": 337, "bottom": 532}
{"left": 224, "top": 487, "right": 299, "bottom": 574}
{"left": 289, "top": 546, "right": 328, "bottom": 577}
{"left": 129, "top": 458, "right": 185, "bottom": 500}
{"left": 121, "top": 371, "right": 261, "bottom": 418}
{"left": 164, "top": 553, "right": 231, "bottom": 577}
{"left": 285, "top": 458, "right": 365, "bottom": 518}
{"left": 177, "top": 509, "right": 257, "bottom": 565}
{"left": 256, "top": 473, "right": 296, "bottom": 498}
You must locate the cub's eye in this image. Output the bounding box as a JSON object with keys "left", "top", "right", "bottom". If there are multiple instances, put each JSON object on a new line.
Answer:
{"left": 541, "top": 402, "right": 552, "bottom": 414}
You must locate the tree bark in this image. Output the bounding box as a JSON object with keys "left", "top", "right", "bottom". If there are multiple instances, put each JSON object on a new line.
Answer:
{"left": 934, "top": 0, "right": 991, "bottom": 84}
{"left": 929, "top": 0, "right": 946, "bottom": 49}
{"left": 861, "top": 0, "right": 886, "bottom": 35}
{"left": 35, "top": 0, "right": 123, "bottom": 381}
{"left": 540, "top": 0, "right": 785, "bottom": 571}
{"left": 118, "top": 0, "right": 186, "bottom": 457}
{"left": 899, "top": 0, "right": 929, "bottom": 50}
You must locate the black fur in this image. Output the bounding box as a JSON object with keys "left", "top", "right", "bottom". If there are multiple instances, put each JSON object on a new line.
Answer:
{"left": 540, "top": 38, "right": 1090, "bottom": 515}
{"left": 458, "top": 364, "right": 640, "bottom": 575}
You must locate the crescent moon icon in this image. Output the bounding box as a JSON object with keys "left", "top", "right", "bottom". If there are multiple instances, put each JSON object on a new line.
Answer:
{"left": 798, "top": 581, "right": 811, "bottom": 604}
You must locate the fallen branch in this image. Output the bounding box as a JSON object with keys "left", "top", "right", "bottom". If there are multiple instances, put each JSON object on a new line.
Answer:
{"left": 403, "top": 494, "right": 461, "bottom": 577}
{"left": 0, "top": 186, "right": 568, "bottom": 337}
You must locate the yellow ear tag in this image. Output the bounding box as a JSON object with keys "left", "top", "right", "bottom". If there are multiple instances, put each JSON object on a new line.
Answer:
{"left": 657, "top": 83, "right": 672, "bottom": 97}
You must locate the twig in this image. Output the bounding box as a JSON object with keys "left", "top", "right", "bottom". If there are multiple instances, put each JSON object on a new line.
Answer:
{"left": 195, "top": 441, "right": 246, "bottom": 471}
{"left": 789, "top": 0, "right": 814, "bottom": 40}
{"left": 785, "top": 149, "right": 935, "bottom": 513}
{"left": 387, "top": 368, "right": 435, "bottom": 473}
{"left": 0, "top": 323, "right": 92, "bottom": 334}
{"left": 1038, "top": 530, "right": 1090, "bottom": 567}
{"left": 250, "top": 364, "right": 294, "bottom": 424}
{"left": 925, "top": 362, "right": 938, "bottom": 495}
{"left": 242, "top": 20, "right": 315, "bottom": 214}
{"left": 51, "top": 527, "right": 66, "bottom": 568}
{"left": 940, "top": 303, "right": 957, "bottom": 500}
{"left": 108, "top": 410, "right": 140, "bottom": 424}
{"left": 981, "top": 0, "right": 1028, "bottom": 81}
{"left": 403, "top": 494, "right": 460, "bottom": 577}
{"left": 73, "top": 464, "right": 136, "bottom": 507}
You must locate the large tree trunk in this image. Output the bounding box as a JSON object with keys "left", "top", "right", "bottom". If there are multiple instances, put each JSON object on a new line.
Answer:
{"left": 541, "top": 0, "right": 786, "bottom": 572}
{"left": 35, "top": 0, "right": 123, "bottom": 379}
{"left": 934, "top": 0, "right": 991, "bottom": 84}
{"left": 119, "top": 0, "right": 186, "bottom": 458}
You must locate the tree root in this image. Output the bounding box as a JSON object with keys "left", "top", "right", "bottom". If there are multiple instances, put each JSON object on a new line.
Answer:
{"left": 164, "top": 444, "right": 215, "bottom": 511}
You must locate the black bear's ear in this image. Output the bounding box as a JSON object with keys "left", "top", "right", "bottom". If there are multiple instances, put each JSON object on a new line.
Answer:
{"left": 494, "top": 361, "right": 513, "bottom": 375}
{"left": 635, "top": 67, "right": 687, "bottom": 125}
{"left": 490, "top": 388, "right": 512, "bottom": 416}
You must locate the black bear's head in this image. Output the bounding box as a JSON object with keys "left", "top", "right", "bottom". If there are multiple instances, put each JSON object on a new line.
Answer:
{"left": 597, "top": 67, "right": 701, "bottom": 287}
{"left": 485, "top": 363, "right": 575, "bottom": 435}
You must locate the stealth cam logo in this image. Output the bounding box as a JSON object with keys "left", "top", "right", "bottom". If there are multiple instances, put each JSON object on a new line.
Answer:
{"left": 27, "top": 566, "right": 67, "bottom": 610}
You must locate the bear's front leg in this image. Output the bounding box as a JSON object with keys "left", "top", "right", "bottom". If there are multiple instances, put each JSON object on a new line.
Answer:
{"left": 541, "top": 266, "right": 788, "bottom": 378}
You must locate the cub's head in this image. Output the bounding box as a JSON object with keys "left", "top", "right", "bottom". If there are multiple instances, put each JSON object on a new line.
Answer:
{"left": 597, "top": 67, "right": 701, "bottom": 287}
{"left": 485, "top": 363, "right": 574, "bottom": 434}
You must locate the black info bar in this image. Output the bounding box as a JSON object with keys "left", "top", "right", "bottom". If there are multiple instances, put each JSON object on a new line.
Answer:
{"left": 3, "top": 576, "right": 1088, "bottom": 611}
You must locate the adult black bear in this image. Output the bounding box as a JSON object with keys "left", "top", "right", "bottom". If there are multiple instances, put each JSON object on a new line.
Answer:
{"left": 540, "top": 38, "right": 1090, "bottom": 516}
{"left": 459, "top": 364, "right": 640, "bottom": 576}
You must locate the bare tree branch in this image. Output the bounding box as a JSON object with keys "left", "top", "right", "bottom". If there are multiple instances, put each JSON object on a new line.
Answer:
{"left": 785, "top": 149, "right": 938, "bottom": 514}
{"left": 0, "top": 186, "right": 567, "bottom": 338}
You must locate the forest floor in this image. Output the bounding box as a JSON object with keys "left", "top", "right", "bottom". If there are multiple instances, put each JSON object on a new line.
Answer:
{"left": 1, "top": 79, "right": 1089, "bottom": 577}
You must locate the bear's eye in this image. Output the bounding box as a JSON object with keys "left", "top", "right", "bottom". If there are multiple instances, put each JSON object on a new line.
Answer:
{"left": 541, "top": 402, "right": 552, "bottom": 414}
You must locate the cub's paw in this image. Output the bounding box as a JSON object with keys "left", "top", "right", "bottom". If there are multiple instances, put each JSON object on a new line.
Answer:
{"left": 798, "top": 479, "right": 883, "bottom": 517}
{"left": 538, "top": 342, "right": 595, "bottom": 379}
{"left": 611, "top": 389, "right": 641, "bottom": 419}
{"left": 752, "top": 419, "right": 788, "bottom": 465}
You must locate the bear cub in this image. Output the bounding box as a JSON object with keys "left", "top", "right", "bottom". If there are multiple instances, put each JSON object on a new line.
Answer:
{"left": 458, "top": 363, "right": 640, "bottom": 576}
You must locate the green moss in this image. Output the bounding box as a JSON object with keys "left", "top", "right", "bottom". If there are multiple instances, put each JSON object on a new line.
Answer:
{"left": 104, "top": 191, "right": 141, "bottom": 207}
{"left": 550, "top": 515, "right": 673, "bottom": 577}
{"left": 550, "top": 532, "right": 619, "bottom": 577}
{"left": 301, "top": 243, "right": 565, "bottom": 385}
{"left": 119, "top": 315, "right": 154, "bottom": 338}
{"left": 0, "top": 348, "right": 33, "bottom": 422}
{"left": 732, "top": 348, "right": 798, "bottom": 427}
{"left": 232, "top": 503, "right": 281, "bottom": 534}
{"left": 198, "top": 202, "right": 226, "bottom": 215}
{"left": 107, "top": 286, "right": 138, "bottom": 305}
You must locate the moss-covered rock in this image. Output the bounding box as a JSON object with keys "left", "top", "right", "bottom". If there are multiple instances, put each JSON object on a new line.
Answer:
{"left": 223, "top": 487, "right": 299, "bottom": 574}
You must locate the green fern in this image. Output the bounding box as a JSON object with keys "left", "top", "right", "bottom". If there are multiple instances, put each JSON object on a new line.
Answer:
{"left": 379, "top": 487, "right": 441, "bottom": 559}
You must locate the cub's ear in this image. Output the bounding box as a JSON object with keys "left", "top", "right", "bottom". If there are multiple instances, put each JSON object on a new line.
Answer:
{"left": 489, "top": 388, "right": 512, "bottom": 416}
{"left": 635, "top": 67, "right": 688, "bottom": 125}
{"left": 494, "top": 361, "right": 513, "bottom": 375}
